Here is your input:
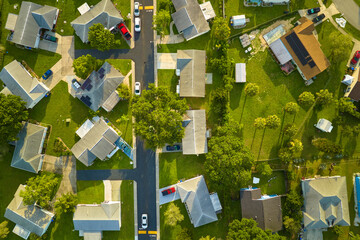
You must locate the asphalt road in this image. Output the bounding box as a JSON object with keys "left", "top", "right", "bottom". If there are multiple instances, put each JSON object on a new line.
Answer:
{"left": 75, "top": 1, "right": 157, "bottom": 239}
{"left": 332, "top": 0, "right": 360, "bottom": 30}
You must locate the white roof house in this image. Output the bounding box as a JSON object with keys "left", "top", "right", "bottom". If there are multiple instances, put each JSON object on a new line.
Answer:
{"left": 314, "top": 118, "right": 333, "bottom": 133}
{"left": 269, "top": 38, "right": 292, "bottom": 65}
{"left": 235, "top": 63, "right": 246, "bottom": 83}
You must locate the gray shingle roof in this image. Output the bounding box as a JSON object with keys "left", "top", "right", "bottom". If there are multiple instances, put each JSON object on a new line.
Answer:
{"left": 71, "top": 117, "right": 119, "bottom": 166}
{"left": 182, "top": 110, "right": 208, "bottom": 155}
{"left": 11, "top": 122, "right": 47, "bottom": 173}
{"left": 71, "top": 0, "right": 123, "bottom": 43}
{"left": 177, "top": 50, "right": 206, "bottom": 98}
{"left": 171, "top": 0, "right": 210, "bottom": 40}
{"left": 32, "top": 5, "right": 58, "bottom": 30}
{"left": 302, "top": 176, "right": 350, "bottom": 230}
{"left": 177, "top": 175, "right": 218, "bottom": 227}
{"left": 4, "top": 185, "right": 54, "bottom": 237}
{"left": 0, "top": 60, "right": 49, "bottom": 108}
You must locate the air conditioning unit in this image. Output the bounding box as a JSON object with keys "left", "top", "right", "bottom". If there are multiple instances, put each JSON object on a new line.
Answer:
{"left": 176, "top": 69, "right": 180, "bottom": 76}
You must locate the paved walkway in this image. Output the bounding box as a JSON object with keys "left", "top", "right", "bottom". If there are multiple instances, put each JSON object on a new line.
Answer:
{"left": 333, "top": 0, "right": 360, "bottom": 30}
{"left": 103, "top": 180, "right": 122, "bottom": 201}
{"left": 156, "top": 34, "right": 184, "bottom": 44}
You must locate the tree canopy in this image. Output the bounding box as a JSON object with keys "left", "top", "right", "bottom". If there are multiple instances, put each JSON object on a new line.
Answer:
{"left": 0, "top": 221, "right": 9, "bottom": 239}
{"left": 164, "top": 202, "right": 184, "bottom": 226}
{"left": 117, "top": 83, "right": 131, "bottom": 100}
{"left": 298, "top": 91, "right": 315, "bottom": 106}
{"left": 131, "top": 84, "right": 188, "bottom": 149}
{"left": 284, "top": 102, "right": 299, "bottom": 114}
{"left": 257, "top": 162, "right": 272, "bottom": 177}
{"left": 265, "top": 115, "right": 281, "bottom": 129}
{"left": 254, "top": 117, "right": 266, "bottom": 130}
{"left": 153, "top": 10, "right": 171, "bottom": 39}
{"left": 88, "top": 23, "right": 116, "bottom": 51}
{"left": 54, "top": 193, "right": 78, "bottom": 214}
{"left": 212, "top": 17, "right": 231, "bottom": 41}
{"left": 73, "top": 54, "right": 99, "bottom": 79}
{"left": 244, "top": 83, "right": 260, "bottom": 97}
{"left": 329, "top": 31, "right": 353, "bottom": 63}
{"left": 315, "top": 89, "right": 333, "bottom": 106}
{"left": 0, "top": 93, "right": 28, "bottom": 143}
{"left": 205, "top": 119, "right": 254, "bottom": 191}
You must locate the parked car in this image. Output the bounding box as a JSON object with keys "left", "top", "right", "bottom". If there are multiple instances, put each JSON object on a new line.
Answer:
{"left": 72, "top": 79, "right": 81, "bottom": 89}
{"left": 134, "top": 2, "right": 140, "bottom": 16}
{"left": 135, "top": 82, "right": 141, "bottom": 95}
{"left": 166, "top": 145, "right": 181, "bottom": 151}
{"left": 135, "top": 17, "right": 141, "bottom": 32}
{"left": 42, "top": 69, "right": 53, "bottom": 80}
{"left": 118, "top": 23, "right": 132, "bottom": 40}
{"left": 307, "top": 7, "right": 320, "bottom": 15}
{"left": 162, "top": 187, "right": 176, "bottom": 196}
{"left": 141, "top": 214, "right": 148, "bottom": 229}
{"left": 43, "top": 34, "right": 57, "bottom": 42}
{"left": 351, "top": 50, "right": 360, "bottom": 65}
{"left": 312, "top": 13, "right": 325, "bottom": 23}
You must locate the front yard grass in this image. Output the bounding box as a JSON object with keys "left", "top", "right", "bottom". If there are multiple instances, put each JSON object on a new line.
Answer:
{"left": 77, "top": 180, "right": 105, "bottom": 204}
{"left": 332, "top": 13, "right": 360, "bottom": 42}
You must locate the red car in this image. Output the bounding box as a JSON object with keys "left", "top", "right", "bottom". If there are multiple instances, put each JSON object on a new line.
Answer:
{"left": 351, "top": 50, "right": 360, "bottom": 65}
{"left": 162, "top": 187, "right": 176, "bottom": 196}
{"left": 117, "top": 23, "right": 132, "bottom": 40}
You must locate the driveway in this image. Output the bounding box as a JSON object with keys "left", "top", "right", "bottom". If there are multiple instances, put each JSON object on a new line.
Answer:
{"left": 157, "top": 53, "right": 177, "bottom": 69}
{"left": 77, "top": 169, "right": 137, "bottom": 180}
{"left": 333, "top": 0, "right": 360, "bottom": 30}
{"left": 159, "top": 185, "right": 180, "bottom": 205}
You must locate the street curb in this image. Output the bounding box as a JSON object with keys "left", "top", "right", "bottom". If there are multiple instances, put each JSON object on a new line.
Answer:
{"left": 134, "top": 180, "right": 138, "bottom": 240}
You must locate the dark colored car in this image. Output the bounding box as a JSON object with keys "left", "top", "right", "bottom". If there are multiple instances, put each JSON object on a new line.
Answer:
{"left": 307, "top": 7, "right": 320, "bottom": 15}
{"left": 117, "top": 23, "right": 132, "bottom": 40}
{"left": 43, "top": 34, "right": 58, "bottom": 42}
{"left": 162, "top": 187, "right": 176, "bottom": 196}
{"left": 42, "top": 69, "right": 53, "bottom": 80}
{"left": 312, "top": 13, "right": 325, "bottom": 23}
{"left": 166, "top": 145, "right": 181, "bottom": 151}
{"left": 351, "top": 50, "right": 360, "bottom": 65}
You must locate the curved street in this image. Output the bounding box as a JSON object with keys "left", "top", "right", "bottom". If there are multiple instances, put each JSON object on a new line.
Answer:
{"left": 332, "top": 0, "right": 360, "bottom": 30}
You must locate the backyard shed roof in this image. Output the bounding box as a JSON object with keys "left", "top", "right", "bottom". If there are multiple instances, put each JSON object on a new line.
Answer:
{"left": 314, "top": 118, "right": 333, "bottom": 133}
{"left": 5, "top": 13, "right": 18, "bottom": 31}
{"left": 182, "top": 110, "right": 208, "bottom": 155}
{"left": 199, "top": 2, "right": 216, "bottom": 20}
{"left": 235, "top": 63, "right": 246, "bottom": 83}
{"left": 269, "top": 38, "right": 293, "bottom": 65}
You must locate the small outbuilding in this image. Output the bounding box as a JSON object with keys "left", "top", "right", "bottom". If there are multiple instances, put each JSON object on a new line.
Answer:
{"left": 314, "top": 118, "right": 333, "bottom": 133}
{"left": 235, "top": 63, "right": 246, "bottom": 83}
{"left": 230, "top": 15, "right": 246, "bottom": 29}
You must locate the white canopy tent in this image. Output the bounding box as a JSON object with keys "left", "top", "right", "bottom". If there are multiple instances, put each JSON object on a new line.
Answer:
{"left": 342, "top": 74, "right": 354, "bottom": 86}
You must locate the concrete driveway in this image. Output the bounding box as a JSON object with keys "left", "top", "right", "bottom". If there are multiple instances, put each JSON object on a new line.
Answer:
{"left": 157, "top": 53, "right": 177, "bottom": 69}
{"left": 159, "top": 185, "right": 180, "bottom": 205}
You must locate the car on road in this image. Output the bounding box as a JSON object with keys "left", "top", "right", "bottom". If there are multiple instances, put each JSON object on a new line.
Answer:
{"left": 307, "top": 7, "right": 320, "bottom": 15}
{"left": 312, "top": 13, "right": 325, "bottom": 23}
{"left": 166, "top": 145, "right": 181, "bottom": 151}
{"left": 42, "top": 69, "right": 53, "bottom": 80}
{"left": 134, "top": 2, "right": 140, "bottom": 16}
{"left": 351, "top": 50, "right": 360, "bottom": 65}
{"left": 118, "top": 23, "right": 132, "bottom": 40}
{"left": 162, "top": 187, "right": 176, "bottom": 196}
{"left": 135, "top": 82, "right": 141, "bottom": 95}
{"left": 135, "top": 17, "right": 141, "bottom": 32}
{"left": 141, "top": 214, "right": 148, "bottom": 229}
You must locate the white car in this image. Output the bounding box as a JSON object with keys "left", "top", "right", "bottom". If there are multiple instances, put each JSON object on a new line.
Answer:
{"left": 135, "top": 82, "right": 141, "bottom": 95}
{"left": 141, "top": 214, "right": 148, "bottom": 229}
{"left": 134, "top": 2, "right": 140, "bottom": 16}
{"left": 135, "top": 17, "right": 141, "bottom": 32}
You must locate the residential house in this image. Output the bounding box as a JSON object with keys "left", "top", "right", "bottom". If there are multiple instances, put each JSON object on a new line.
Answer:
{"left": 71, "top": 0, "right": 123, "bottom": 43}
{"left": 344, "top": 71, "right": 360, "bottom": 101}
{"left": 182, "top": 110, "right": 208, "bottom": 155}
{"left": 0, "top": 60, "right": 49, "bottom": 109}
{"left": 4, "top": 185, "right": 54, "bottom": 239}
{"left": 171, "top": 0, "right": 213, "bottom": 40}
{"left": 302, "top": 176, "right": 350, "bottom": 230}
{"left": 10, "top": 122, "right": 47, "bottom": 173}
{"left": 70, "top": 62, "right": 125, "bottom": 112}
{"left": 73, "top": 201, "right": 121, "bottom": 240}
{"left": 240, "top": 187, "right": 282, "bottom": 232}
{"left": 5, "top": 1, "right": 59, "bottom": 49}
{"left": 71, "top": 117, "right": 120, "bottom": 166}
{"left": 279, "top": 17, "right": 330, "bottom": 81}
{"left": 177, "top": 175, "right": 222, "bottom": 227}
{"left": 177, "top": 50, "right": 206, "bottom": 98}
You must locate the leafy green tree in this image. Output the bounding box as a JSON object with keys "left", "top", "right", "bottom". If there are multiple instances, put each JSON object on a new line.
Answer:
{"left": 153, "top": 10, "right": 171, "bottom": 39}
{"left": 210, "top": 56, "right": 234, "bottom": 75}
{"left": 316, "top": 89, "right": 333, "bottom": 106}
{"left": 131, "top": 84, "right": 188, "bottom": 149}
{"left": 257, "top": 162, "right": 272, "bottom": 177}
{"left": 73, "top": 54, "right": 97, "bottom": 79}
{"left": 265, "top": 115, "right": 281, "bottom": 129}
{"left": 164, "top": 202, "right": 184, "bottom": 226}
{"left": 116, "top": 115, "right": 130, "bottom": 124}
{"left": 177, "top": 228, "right": 192, "bottom": 240}
{"left": 54, "top": 193, "right": 78, "bottom": 214}
{"left": 298, "top": 91, "right": 315, "bottom": 106}
{"left": 284, "top": 102, "right": 299, "bottom": 114}
{"left": 284, "top": 190, "right": 303, "bottom": 221}
{"left": 211, "top": 88, "right": 229, "bottom": 124}
{"left": 329, "top": 32, "right": 353, "bottom": 63}
{"left": 283, "top": 124, "right": 298, "bottom": 138}
{"left": 205, "top": 119, "right": 254, "bottom": 192}
{"left": 254, "top": 117, "right": 266, "bottom": 130}
{"left": 223, "top": 75, "right": 234, "bottom": 91}
{"left": 117, "top": 84, "right": 131, "bottom": 100}
{"left": 338, "top": 97, "right": 356, "bottom": 113}
{"left": 0, "top": 94, "right": 28, "bottom": 143}
{"left": 278, "top": 147, "right": 293, "bottom": 163}
{"left": 350, "top": 232, "right": 360, "bottom": 240}
{"left": 283, "top": 216, "right": 301, "bottom": 239}
{"left": 29, "top": 233, "right": 47, "bottom": 240}
{"left": 158, "top": 0, "right": 171, "bottom": 9}
{"left": 312, "top": 138, "right": 342, "bottom": 154}
{"left": 227, "top": 218, "right": 286, "bottom": 240}
{"left": 288, "top": 139, "right": 303, "bottom": 153}
{"left": 88, "top": 23, "right": 116, "bottom": 51}
{"left": 0, "top": 221, "right": 9, "bottom": 239}
{"left": 212, "top": 17, "right": 231, "bottom": 41}
{"left": 244, "top": 83, "right": 260, "bottom": 97}
{"left": 20, "top": 173, "right": 60, "bottom": 209}
{"left": 199, "top": 236, "right": 215, "bottom": 240}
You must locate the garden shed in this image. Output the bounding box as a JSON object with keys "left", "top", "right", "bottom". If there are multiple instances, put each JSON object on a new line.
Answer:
{"left": 314, "top": 118, "right": 333, "bottom": 133}
{"left": 235, "top": 63, "right": 246, "bottom": 83}
{"left": 230, "top": 15, "right": 246, "bottom": 29}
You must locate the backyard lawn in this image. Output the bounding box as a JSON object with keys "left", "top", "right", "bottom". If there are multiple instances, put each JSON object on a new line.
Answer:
{"left": 77, "top": 180, "right": 105, "bottom": 204}
{"left": 251, "top": 170, "right": 286, "bottom": 195}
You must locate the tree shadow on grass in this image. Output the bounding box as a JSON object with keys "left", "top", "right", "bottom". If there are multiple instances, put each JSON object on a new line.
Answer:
{"left": 257, "top": 128, "right": 266, "bottom": 160}
{"left": 251, "top": 128, "right": 257, "bottom": 150}
{"left": 239, "top": 95, "right": 247, "bottom": 123}
{"left": 277, "top": 111, "right": 286, "bottom": 145}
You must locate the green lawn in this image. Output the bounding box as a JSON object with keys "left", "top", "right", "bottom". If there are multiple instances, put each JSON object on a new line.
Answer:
{"left": 74, "top": 33, "right": 131, "bottom": 50}
{"left": 106, "top": 59, "right": 132, "bottom": 75}
{"left": 77, "top": 180, "right": 105, "bottom": 204}
{"left": 77, "top": 150, "right": 133, "bottom": 170}
{"left": 332, "top": 13, "right": 360, "bottom": 42}
{"left": 251, "top": 170, "right": 286, "bottom": 195}
{"left": 157, "top": 69, "right": 178, "bottom": 92}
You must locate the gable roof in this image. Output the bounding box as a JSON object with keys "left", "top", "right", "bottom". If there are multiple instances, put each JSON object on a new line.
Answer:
{"left": 177, "top": 175, "right": 218, "bottom": 227}
{"left": 5, "top": 185, "right": 54, "bottom": 237}
{"left": 10, "top": 2, "right": 58, "bottom": 48}
{"left": 240, "top": 188, "right": 283, "bottom": 232}
{"left": 171, "top": 0, "right": 210, "bottom": 40}
{"left": 301, "top": 176, "right": 350, "bottom": 230}
{"left": 280, "top": 17, "right": 330, "bottom": 80}
{"left": 71, "top": 117, "right": 119, "bottom": 166}
{"left": 71, "top": 0, "right": 123, "bottom": 43}
{"left": 73, "top": 202, "right": 121, "bottom": 231}
{"left": 11, "top": 122, "right": 47, "bottom": 173}
{"left": 177, "top": 50, "right": 206, "bottom": 97}
{"left": 0, "top": 60, "right": 49, "bottom": 108}
{"left": 182, "top": 110, "right": 208, "bottom": 155}
{"left": 74, "top": 62, "right": 124, "bottom": 112}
